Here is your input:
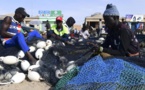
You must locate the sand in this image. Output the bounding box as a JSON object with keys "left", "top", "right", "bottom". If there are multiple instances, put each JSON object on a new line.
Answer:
{"left": 0, "top": 80, "right": 51, "bottom": 90}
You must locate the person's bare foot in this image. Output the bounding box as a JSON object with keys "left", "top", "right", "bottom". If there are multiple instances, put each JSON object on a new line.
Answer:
{"left": 26, "top": 52, "right": 37, "bottom": 65}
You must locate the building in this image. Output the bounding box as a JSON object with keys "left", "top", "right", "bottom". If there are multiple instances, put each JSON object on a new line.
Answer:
{"left": 0, "top": 14, "right": 39, "bottom": 26}
{"left": 85, "top": 12, "right": 125, "bottom": 30}
{"left": 0, "top": 12, "right": 82, "bottom": 32}
{"left": 73, "top": 24, "right": 82, "bottom": 30}
{"left": 0, "top": 12, "right": 64, "bottom": 31}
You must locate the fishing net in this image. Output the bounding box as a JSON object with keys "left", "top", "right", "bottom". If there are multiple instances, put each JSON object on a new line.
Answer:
{"left": 54, "top": 67, "right": 79, "bottom": 90}
{"left": 0, "top": 37, "right": 44, "bottom": 83}
{"left": 37, "top": 41, "right": 94, "bottom": 86}
{"left": 60, "top": 55, "right": 145, "bottom": 90}
{"left": 0, "top": 43, "right": 20, "bottom": 56}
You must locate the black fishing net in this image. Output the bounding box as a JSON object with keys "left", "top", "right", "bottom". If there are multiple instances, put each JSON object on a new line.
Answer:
{"left": 37, "top": 40, "right": 95, "bottom": 86}
{"left": 0, "top": 37, "right": 45, "bottom": 83}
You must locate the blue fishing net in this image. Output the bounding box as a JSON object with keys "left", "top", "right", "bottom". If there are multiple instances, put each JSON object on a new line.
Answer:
{"left": 62, "top": 55, "right": 145, "bottom": 90}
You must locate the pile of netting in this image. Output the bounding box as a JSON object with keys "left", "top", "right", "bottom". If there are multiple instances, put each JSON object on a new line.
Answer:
{"left": 0, "top": 37, "right": 95, "bottom": 85}
{"left": 37, "top": 41, "right": 94, "bottom": 86}
{"left": 57, "top": 55, "right": 145, "bottom": 90}
{"left": 0, "top": 38, "right": 41, "bottom": 83}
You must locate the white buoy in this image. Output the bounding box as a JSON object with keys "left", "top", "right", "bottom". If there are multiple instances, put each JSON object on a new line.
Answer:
{"left": 96, "top": 40, "right": 102, "bottom": 43}
{"left": 29, "top": 46, "right": 36, "bottom": 52}
{"left": 36, "top": 41, "right": 46, "bottom": 49}
{"left": 0, "top": 56, "right": 4, "bottom": 61}
{"left": 66, "top": 61, "right": 76, "bottom": 72}
{"left": 55, "top": 69, "right": 65, "bottom": 79}
{"left": 62, "top": 42, "right": 65, "bottom": 46}
{"left": 18, "top": 50, "right": 25, "bottom": 59}
{"left": 28, "top": 70, "right": 42, "bottom": 81}
{"left": 44, "top": 45, "right": 50, "bottom": 50}
{"left": 0, "top": 72, "right": 25, "bottom": 85}
{"left": 21, "top": 60, "right": 30, "bottom": 71}
{"left": 99, "top": 37, "right": 105, "bottom": 41}
{"left": 78, "top": 39, "right": 83, "bottom": 42}
{"left": 67, "top": 61, "right": 75, "bottom": 66}
{"left": 28, "top": 65, "right": 40, "bottom": 71}
{"left": 0, "top": 65, "right": 4, "bottom": 70}
{"left": 67, "top": 64, "right": 76, "bottom": 72}
{"left": 46, "top": 40, "right": 52, "bottom": 46}
{"left": 2, "top": 56, "right": 19, "bottom": 65}
{"left": 36, "top": 60, "right": 43, "bottom": 66}
{"left": 11, "top": 72, "right": 26, "bottom": 84}
{"left": 35, "top": 49, "right": 44, "bottom": 59}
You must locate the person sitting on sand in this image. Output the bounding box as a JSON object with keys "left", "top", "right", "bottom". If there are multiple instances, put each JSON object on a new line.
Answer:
{"left": 47, "top": 16, "right": 71, "bottom": 44}
{"left": 0, "top": 7, "right": 43, "bottom": 64}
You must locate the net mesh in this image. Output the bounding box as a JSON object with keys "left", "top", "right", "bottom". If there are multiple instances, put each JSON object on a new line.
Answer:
{"left": 37, "top": 43, "right": 94, "bottom": 86}
{"left": 54, "top": 67, "right": 78, "bottom": 90}
{"left": 60, "top": 56, "right": 145, "bottom": 90}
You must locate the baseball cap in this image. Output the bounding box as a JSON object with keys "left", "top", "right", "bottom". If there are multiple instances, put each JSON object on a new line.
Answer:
{"left": 56, "top": 16, "right": 63, "bottom": 21}
{"left": 15, "top": 7, "right": 30, "bottom": 17}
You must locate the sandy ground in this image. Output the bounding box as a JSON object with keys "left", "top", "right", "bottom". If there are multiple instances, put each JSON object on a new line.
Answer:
{"left": 0, "top": 80, "right": 51, "bottom": 90}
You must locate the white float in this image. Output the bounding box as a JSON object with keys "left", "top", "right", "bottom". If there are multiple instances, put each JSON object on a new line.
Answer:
{"left": 29, "top": 46, "right": 36, "bottom": 52}
{"left": 18, "top": 50, "right": 25, "bottom": 59}
{"left": 36, "top": 60, "right": 43, "bottom": 66}
{"left": 36, "top": 41, "right": 46, "bottom": 49}
{"left": 67, "top": 64, "right": 76, "bottom": 72}
{"left": 35, "top": 49, "right": 44, "bottom": 59}
{"left": 44, "top": 45, "right": 50, "bottom": 50}
{"left": 0, "top": 72, "right": 25, "bottom": 85}
{"left": 55, "top": 69, "right": 66, "bottom": 79}
{"left": 46, "top": 40, "right": 52, "bottom": 46}
{"left": 11, "top": 72, "right": 26, "bottom": 84}
{"left": 2, "top": 56, "right": 19, "bottom": 65}
{"left": 27, "top": 65, "right": 42, "bottom": 81}
{"left": 21, "top": 60, "right": 30, "bottom": 71}
{"left": 28, "top": 70, "right": 43, "bottom": 81}
{"left": 28, "top": 65, "right": 40, "bottom": 71}
{"left": 99, "top": 37, "right": 105, "bottom": 41}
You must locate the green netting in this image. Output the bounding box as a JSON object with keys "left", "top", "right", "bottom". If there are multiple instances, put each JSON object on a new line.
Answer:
{"left": 54, "top": 67, "right": 79, "bottom": 90}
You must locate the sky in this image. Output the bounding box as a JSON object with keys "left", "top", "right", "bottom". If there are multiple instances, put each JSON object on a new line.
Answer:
{"left": 0, "top": 0, "right": 145, "bottom": 24}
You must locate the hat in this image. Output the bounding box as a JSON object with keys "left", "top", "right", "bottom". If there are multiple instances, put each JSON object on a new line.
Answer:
{"left": 56, "top": 16, "right": 62, "bottom": 21}
{"left": 15, "top": 7, "right": 30, "bottom": 17}
{"left": 103, "top": 4, "right": 119, "bottom": 16}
